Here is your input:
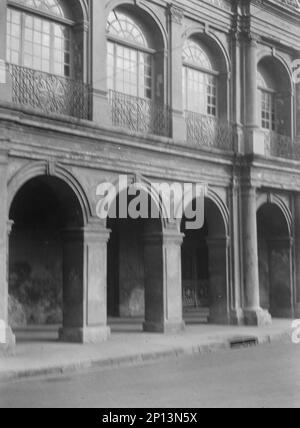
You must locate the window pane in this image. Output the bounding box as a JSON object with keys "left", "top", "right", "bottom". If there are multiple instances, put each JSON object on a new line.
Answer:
{"left": 6, "top": 9, "right": 21, "bottom": 65}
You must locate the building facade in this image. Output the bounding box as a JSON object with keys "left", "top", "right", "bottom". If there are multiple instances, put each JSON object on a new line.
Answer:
{"left": 0, "top": 0, "right": 300, "bottom": 352}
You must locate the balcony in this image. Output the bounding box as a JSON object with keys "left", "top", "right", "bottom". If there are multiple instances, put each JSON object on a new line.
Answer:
{"left": 265, "top": 131, "right": 300, "bottom": 160}
{"left": 109, "top": 90, "right": 170, "bottom": 138}
{"left": 4, "top": 63, "right": 92, "bottom": 120}
{"left": 273, "top": 0, "right": 300, "bottom": 9}
{"left": 185, "top": 111, "right": 234, "bottom": 152}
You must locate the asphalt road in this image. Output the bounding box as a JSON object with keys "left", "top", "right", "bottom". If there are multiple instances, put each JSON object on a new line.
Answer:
{"left": 0, "top": 340, "right": 299, "bottom": 408}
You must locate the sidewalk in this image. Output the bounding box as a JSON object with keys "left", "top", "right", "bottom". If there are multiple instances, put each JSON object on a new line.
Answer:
{"left": 0, "top": 319, "right": 292, "bottom": 382}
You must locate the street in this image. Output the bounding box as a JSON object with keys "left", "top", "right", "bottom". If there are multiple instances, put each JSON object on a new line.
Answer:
{"left": 0, "top": 340, "right": 299, "bottom": 408}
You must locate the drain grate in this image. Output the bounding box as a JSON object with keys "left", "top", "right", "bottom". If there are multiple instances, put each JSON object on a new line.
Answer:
{"left": 229, "top": 336, "right": 258, "bottom": 349}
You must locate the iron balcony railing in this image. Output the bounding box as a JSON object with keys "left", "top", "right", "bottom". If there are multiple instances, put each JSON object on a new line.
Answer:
{"left": 7, "top": 63, "right": 92, "bottom": 120}
{"left": 185, "top": 111, "right": 234, "bottom": 151}
{"left": 265, "top": 131, "right": 300, "bottom": 160}
{"left": 274, "top": 0, "right": 300, "bottom": 9}
{"left": 109, "top": 90, "right": 170, "bottom": 137}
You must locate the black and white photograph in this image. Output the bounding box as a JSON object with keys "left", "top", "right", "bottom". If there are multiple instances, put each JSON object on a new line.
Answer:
{"left": 0, "top": 0, "right": 300, "bottom": 411}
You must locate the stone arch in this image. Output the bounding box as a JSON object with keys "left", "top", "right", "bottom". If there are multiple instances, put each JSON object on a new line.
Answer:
{"left": 182, "top": 27, "right": 230, "bottom": 74}
{"left": 257, "top": 193, "right": 292, "bottom": 236}
{"left": 8, "top": 161, "right": 92, "bottom": 225}
{"left": 257, "top": 52, "right": 294, "bottom": 92}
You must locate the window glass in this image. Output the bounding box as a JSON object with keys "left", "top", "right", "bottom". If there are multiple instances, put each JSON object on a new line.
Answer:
{"left": 183, "top": 39, "right": 217, "bottom": 116}
{"left": 107, "top": 11, "right": 152, "bottom": 99}
{"left": 7, "top": 7, "right": 71, "bottom": 77}
{"left": 13, "top": 0, "right": 64, "bottom": 18}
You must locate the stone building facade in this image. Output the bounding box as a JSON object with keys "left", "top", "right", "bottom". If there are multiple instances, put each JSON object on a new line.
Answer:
{"left": 0, "top": 0, "right": 300, "bottom": 353}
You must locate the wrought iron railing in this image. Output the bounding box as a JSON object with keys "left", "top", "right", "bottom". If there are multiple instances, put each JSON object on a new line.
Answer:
{"left": 185, "top": 111, "right": 234, "bottom": 151}
{"left": 265, "top": 131, "right": 300, "bottom": 160}
{"left": 274, "top": 0, "right": 300, "bottom": 9}
{"left": 7, "top": 63, "right": 92, "bottom": 120}
{"left": 109, "top": 90, "right": 170, "bottom": 137}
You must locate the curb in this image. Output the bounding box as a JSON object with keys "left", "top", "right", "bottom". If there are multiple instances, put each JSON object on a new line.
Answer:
{"left": 0, "top": 329, "right": 291, "bottom": 383}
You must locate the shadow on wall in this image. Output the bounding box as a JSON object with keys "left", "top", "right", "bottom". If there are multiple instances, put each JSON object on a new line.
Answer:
{"left": 9, "top": 261, "right": 62, "bottom": 328}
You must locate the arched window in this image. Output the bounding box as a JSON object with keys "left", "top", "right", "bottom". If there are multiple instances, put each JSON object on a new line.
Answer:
{"left": 7, "top": 0, "right": 72, "bottom": 77}
{"left": 106, "top": 10, "right": 152, "bottom": 99}
{"left": 258, "top": 70, "right": 276, "bottom": 131}
{"left": 183, "top": 39, "right": 217, "bottom": 116}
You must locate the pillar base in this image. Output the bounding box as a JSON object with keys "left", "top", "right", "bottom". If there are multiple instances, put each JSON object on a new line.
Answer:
{"left": 59, "top": 326, "right": 110, "bottom": 344}
{"left": 243, "top": 308, "right": 272, "bottom": 326}
{"left": 295, "top": 304, "right": 300, "bottom": 318}
{"left": 229, "top": 309, "right": 244, "bottom": 326}
{"left": 0, "top": 326, "right": 16, "bottom": 356}
{"left": 143, "top": 320, "right": 185, "bottom": 334}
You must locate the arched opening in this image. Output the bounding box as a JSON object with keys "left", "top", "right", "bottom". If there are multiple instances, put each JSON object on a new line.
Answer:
{"left": 181, "top": 197, "right": 229, "bottom": 324}
{"left": 106, "top": 188, "right": 164, "bottom": 332}
{"left": 257, "top": 57, "right": 292, "bottom": 137}
{"left": 183, "top": 34, "right": 231, "bottom": 149}
{"left": 257, "top": 203, "right": 293, "bottom": 318}
{"left": 8, "top": 175, "right": 84, "bottom": 342}
{"left": 107, "top": 5, "right": 167, "bottom": 135}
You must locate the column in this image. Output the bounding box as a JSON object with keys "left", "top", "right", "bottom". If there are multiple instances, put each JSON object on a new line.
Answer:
{"left": 207, "top": 237, "right": 230, "bottom": 324}
{"left": 143, "top": 229, "right": 185, "bottom": 333}
{"left": 168, "top": 5, "right": 186, "bottom": 141}
{"left": 90, "top": 0, "right": 110, "bottom": 126}
{"left": 0, "top": 144, "right": 15, "bottom": 355}
{"left": 0, "top": 1, "right": 11, "bottom": 103}
{"left": 229, "top": 180, "right": 244, "bottom": 325}
{"left": 242, "top": 185, "right": 271, "bottom": 325}
{"left": 244, "top": 35, "right": 265, "bottom": 155}
{"left": 294, "top": 195, "right": 300, "bottom": 317}
{"left": 59, "top": 222, "right": 110, "bottom": 343}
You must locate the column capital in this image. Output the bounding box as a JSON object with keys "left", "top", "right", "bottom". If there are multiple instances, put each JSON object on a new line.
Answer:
{"left": 168, "top": 4, "right": 184, "bottom": 25}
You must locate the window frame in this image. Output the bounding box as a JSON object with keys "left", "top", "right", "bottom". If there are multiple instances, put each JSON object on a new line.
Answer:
{"left": 259, "top": 86, "right": 277, "bottom": 132}
{"left": 6, "top": 2, "right": 74, "bottom": 78}
{"left": 106, "top": 12, "right": 155, "bottom": 101}
{"left": 182, "top": 60, "right": 219, "bottom": 118}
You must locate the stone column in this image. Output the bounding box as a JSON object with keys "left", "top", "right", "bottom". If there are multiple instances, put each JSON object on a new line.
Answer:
{"left": 59, "top": 222, "right": 110, "bottom": 343}
{"left": 229, "top": 180, "right": 244, "bottom": 325}
{"left": 168, "top": 5, "right": 186, "bottom": 141}
{"left": 207, "top": 236, "right": 230, "bottom": 324}
{"left": 0, "top": 1, "right": 11, "bottom": 103}
{"left": 143, "top": 229, "right": 185, "bottom": 333}
{"left": 294, "top": 195, "right": 300, "bottom": 317}
{"left": 0, "top": 144, "right": 15, "bottom": 355}
{"left": 244, "top": 35, "right": 265, "bottom": 155}
{"left": 90, "top": 0, "right": 110, "bottom": 126}
{"left": 242, "top": 185, "right": 271, "bottom": 325}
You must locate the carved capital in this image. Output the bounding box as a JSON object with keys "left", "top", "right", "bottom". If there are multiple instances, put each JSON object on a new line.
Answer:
{"left": 169, "top": 4, "right": 184, "bottom": 25}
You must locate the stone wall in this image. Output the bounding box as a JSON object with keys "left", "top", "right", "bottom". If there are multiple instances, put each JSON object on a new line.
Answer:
{"left": 9, "top": 229, "right": 63, "bottom": 327}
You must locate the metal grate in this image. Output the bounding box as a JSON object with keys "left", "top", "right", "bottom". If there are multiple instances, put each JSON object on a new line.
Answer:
{"left": 7, "top": 63, "right": 92, "bottom": 120}
{"left": 109, "top": 90, "right": 170, "bottom": 137}
{"left": 185, "top": 111, "right": 234, "bottom": 151}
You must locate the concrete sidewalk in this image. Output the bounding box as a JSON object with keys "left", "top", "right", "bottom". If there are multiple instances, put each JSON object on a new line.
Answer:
{"left": 0, "top": 319, "right": 293, "bottom": 383}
